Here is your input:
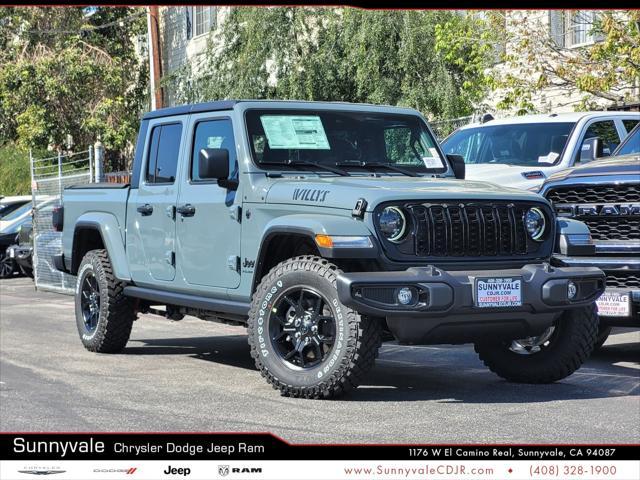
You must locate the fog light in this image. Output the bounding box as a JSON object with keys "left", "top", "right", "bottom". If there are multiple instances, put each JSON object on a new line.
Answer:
{"left": 567, "top": 281, "right": 577, "bottom": 300}
{"left": 397, "top": 287, "right": 414, "bottom": 305}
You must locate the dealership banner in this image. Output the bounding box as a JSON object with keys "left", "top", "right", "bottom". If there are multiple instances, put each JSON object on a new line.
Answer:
{"left": 1, "top": 434, "right": 639, "bottom": 479}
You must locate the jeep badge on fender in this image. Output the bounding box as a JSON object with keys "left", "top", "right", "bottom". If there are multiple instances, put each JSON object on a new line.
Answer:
{"left": 56, "top": 100, "right": 605, "bottom": 399}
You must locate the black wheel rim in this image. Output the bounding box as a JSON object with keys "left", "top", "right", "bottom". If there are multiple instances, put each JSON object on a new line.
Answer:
{"left": 269, "top": 287, "right": 337, "bottom": 369}
{"left": 80, "top": 272, "right": 101, "bottom": 333}
{"left": 0, "top": 254, "right": 14, "bottom": 278}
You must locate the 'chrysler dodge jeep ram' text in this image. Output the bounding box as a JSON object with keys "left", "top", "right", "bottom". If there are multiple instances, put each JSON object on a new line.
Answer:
{"left": 55, "top": 101, "right": 605, "bottom": 398}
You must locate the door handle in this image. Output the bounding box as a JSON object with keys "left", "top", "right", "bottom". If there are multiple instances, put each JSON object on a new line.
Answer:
{"left": 137, "top": 204, "right": 153, "bottom": 216}
{"left": 176, "top": 204, "right": 196, "bottom": 217}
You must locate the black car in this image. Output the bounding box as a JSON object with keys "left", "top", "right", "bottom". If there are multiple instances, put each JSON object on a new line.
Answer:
{"left": 539, "top": 125, "right": 640, "bottom": 347}
{"left": 5, "top": 221, "right": 34, "bottom": 278}
{"left": 0, "top": 219, "right": 26, "bottom": 278}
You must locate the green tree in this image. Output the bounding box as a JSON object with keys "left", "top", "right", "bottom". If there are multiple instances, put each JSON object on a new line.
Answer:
{"left": 455, "top": 10, "right": 640, "bottom": 113}
{"left": 165, "top": 7, "right": 493, "bottom": 121}
{"left": 0, "top": 7, "right": 148, "bottom": 169}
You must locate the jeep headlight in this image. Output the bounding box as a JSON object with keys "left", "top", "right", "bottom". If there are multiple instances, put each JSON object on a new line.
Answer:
{"left": 525, "top": 207, "right": 546, "bottom": 241}
{"left": 379, "top": 206, "right": 407, "bottom": 243}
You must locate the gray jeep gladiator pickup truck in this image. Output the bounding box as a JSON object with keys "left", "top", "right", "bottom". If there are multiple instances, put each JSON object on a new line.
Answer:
{"left": 55, "top": 100, "right": 605, "bottom": 398}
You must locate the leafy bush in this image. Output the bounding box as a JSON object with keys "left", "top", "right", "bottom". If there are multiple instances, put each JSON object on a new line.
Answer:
{"left": 0, "top": 143, "right": 32, "bottom": 196}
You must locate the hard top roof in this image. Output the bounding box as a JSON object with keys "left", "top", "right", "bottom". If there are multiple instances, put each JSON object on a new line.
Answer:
{"left": 141, "top": 99, "right": 421, "bottom": 120}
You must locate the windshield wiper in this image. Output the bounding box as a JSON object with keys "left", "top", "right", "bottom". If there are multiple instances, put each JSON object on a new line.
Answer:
{"left": 260, "top": 160, "right": 350, "bottom": 177}
{"left": 336, "top": 160, "right": 420, "bottom": 178}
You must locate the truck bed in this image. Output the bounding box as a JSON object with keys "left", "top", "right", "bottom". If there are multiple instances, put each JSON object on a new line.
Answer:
{"left": 61, "top": 183, "right": 131, "bottom": 260}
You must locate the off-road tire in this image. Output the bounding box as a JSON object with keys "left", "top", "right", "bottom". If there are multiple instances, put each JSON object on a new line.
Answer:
{"left": 75, "top": 249, "right": 136, "bottom": 353}
{"left": 594, "top": 325, "right": 612, "bottom": 350}
{"left": 474, "top": 305, "right": 598, "bottom": 383}
{"left": 248, "top": 256, "right": 382, "bottom": 399}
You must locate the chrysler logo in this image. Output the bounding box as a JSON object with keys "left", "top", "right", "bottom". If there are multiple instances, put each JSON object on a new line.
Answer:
{"left": 17, "top": 471, "right": 65, "bottom": 476}
{"left": 556, "top": 203, "right": 640, "bottom": 217}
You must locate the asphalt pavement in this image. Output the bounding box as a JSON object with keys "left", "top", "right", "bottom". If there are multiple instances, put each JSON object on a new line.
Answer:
{"left": 1, "top": 277, "right": 638, "bottom": 443}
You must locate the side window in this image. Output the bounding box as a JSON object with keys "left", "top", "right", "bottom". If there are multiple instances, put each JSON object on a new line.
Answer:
{"left": 623, "top": 119, "right": 639, "bottom": 134}
{"left": 191, "top": 119, "right": 237, "bottom": 182}
{"left": 581, "top": 120, "right": 619, "bottom": 157}
{"left": 146, "top": 123, "right": 182, "bottom": 184}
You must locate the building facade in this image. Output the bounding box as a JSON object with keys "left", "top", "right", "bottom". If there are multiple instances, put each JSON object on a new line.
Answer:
{"left": 484, "top": 10, "right": 639, "bottom": 114}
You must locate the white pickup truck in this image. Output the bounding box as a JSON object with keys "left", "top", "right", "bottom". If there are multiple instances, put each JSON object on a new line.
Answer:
{"left": 441, "top": 112, "right": 639, "bottom": 191}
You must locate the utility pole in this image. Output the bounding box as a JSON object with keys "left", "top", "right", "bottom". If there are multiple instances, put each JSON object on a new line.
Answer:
{"left": 147, "top": 6, "right": 163, "bottom": 110}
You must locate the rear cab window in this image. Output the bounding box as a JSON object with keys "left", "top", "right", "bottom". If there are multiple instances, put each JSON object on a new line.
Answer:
{"left": 145, "top": 123, "right": 183, "bottom": 184}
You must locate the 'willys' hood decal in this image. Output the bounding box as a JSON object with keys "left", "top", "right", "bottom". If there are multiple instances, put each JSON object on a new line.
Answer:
{"left": 265, "top": 176, "right": 546, "bottom": 211}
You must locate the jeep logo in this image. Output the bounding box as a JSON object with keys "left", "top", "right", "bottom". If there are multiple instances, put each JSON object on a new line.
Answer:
{"left": 556, "top": 203, "right": 640, "bottom": 217}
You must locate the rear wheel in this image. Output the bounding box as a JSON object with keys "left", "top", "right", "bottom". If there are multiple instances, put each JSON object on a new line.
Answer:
{"left": 474, "top": 305, "right": 598, "bottom": 383}
{"left": 75, "top": 249, "right": 136, "bottom": 353}
{"left": 248, "top": 256, "right": 382, "bottom": 398}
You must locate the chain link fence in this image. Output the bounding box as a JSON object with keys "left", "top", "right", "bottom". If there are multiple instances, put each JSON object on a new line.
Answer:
{"left": 30, "top": 148, "right": 93, "bottom": 294}
{"left": 430, "top": 115, "right": 475, "bottom": 141}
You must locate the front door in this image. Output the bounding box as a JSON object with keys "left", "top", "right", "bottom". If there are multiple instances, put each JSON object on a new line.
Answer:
{"left": 176, "top": 114, "right": 242, "bottom": 288}
{"left": 132, "top": 120, "right": 185, "bottom": 282}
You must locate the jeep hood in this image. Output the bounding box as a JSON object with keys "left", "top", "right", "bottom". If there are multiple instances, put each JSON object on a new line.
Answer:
{"left": 264, "top": 175, "right": 546, "bottom": 211}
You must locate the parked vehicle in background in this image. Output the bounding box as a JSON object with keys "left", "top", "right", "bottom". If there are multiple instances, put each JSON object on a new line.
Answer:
{"left": 55, "top": 100, "right": 605, "bottom": 398}
{"left": 0, "top": 196, "right": 31, "bottom": 219}
{"left": 539, "top": 124, "right": 640, "bottom": 347}
{"left": 0, "top": 215, "right": 32, "bottom": 278}
{"left": 6, "top": 220, "right": 34, "bottom": 278}
{"left": 441, "top": 112, "right": 639, "bottom": 191}
{"left": 0, "top": 200, "right": 33, "bottom": 232}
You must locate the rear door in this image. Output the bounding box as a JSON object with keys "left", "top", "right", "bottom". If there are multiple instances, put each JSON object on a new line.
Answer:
{"left": 128, "top": 117, "right": 186, "bottom": 283}
{"left": 175, "top": 113, "right": 242, "bottom": 289}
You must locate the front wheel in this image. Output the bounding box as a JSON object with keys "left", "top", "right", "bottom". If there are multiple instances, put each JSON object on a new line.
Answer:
{"left": 474, "top": 305, "right": 598, "bottom": 383}
{"left": 248, "top": 256, "right": 382, "bottom": 399}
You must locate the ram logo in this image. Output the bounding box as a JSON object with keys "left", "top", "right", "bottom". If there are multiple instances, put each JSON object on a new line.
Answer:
{"left": 556, "top": 203, "right": 640, "bottom": 217}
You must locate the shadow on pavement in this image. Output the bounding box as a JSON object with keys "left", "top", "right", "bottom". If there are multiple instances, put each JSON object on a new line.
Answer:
{"left": 123, "top": 333, "right": 639, "bottom": 404}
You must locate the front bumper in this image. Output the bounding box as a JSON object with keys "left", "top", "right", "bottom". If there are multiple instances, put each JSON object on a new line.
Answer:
{"left": 553, "top": 254, "right": 640, "bottom": 326}
{"left": 336, "top": 263, "right": 605, "bottom": 344}
{"left": 5, "top": 245, "right": 32, "bottom": 270}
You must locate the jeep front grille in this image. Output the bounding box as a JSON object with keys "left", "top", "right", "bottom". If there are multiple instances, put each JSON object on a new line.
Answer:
{"left": 546, "top": 184, "right": 640, "bottom": 241}
{"left": 409, "top": 203, "right": 531, "bottom": 257}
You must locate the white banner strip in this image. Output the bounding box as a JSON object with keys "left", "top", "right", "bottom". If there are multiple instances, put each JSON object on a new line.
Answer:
{"left": 1, "top": 460, "right": 639, "bottom": 480}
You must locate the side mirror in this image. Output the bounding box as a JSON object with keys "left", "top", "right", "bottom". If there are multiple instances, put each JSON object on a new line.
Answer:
{"left": 199, "top": 148, "right": 236, "bottom": 189}
{"left": 447, "top": 154, "right": 465, "bottom": 180}
{"left": 579, "top": 137, "right": 605, "bottom": 162}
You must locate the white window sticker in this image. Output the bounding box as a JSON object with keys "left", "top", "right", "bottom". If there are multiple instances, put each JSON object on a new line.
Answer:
{"left": 260, "top": 115, "right": 330, "bottom": 150}
{"left": 538, "top": 152, "right": 559, "bottom": 164}
{"left": 422, "top": 148, "right": 445, "bottom": 169}
{"left": 207, "top": 136, "right": 224, "bottom": 149}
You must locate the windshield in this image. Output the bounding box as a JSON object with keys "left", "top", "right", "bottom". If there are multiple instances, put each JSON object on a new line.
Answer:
{"left": 442, "top": 122, "right": 575, "bottom": 167}
{"left": 1, "top": 201, "right": 32, "bottom": 222}
{"left": 245, "top": 109, "right": 447, "bottom": 174}
{"left": 614, "top": 124, "right": 640, "bottom": 156}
